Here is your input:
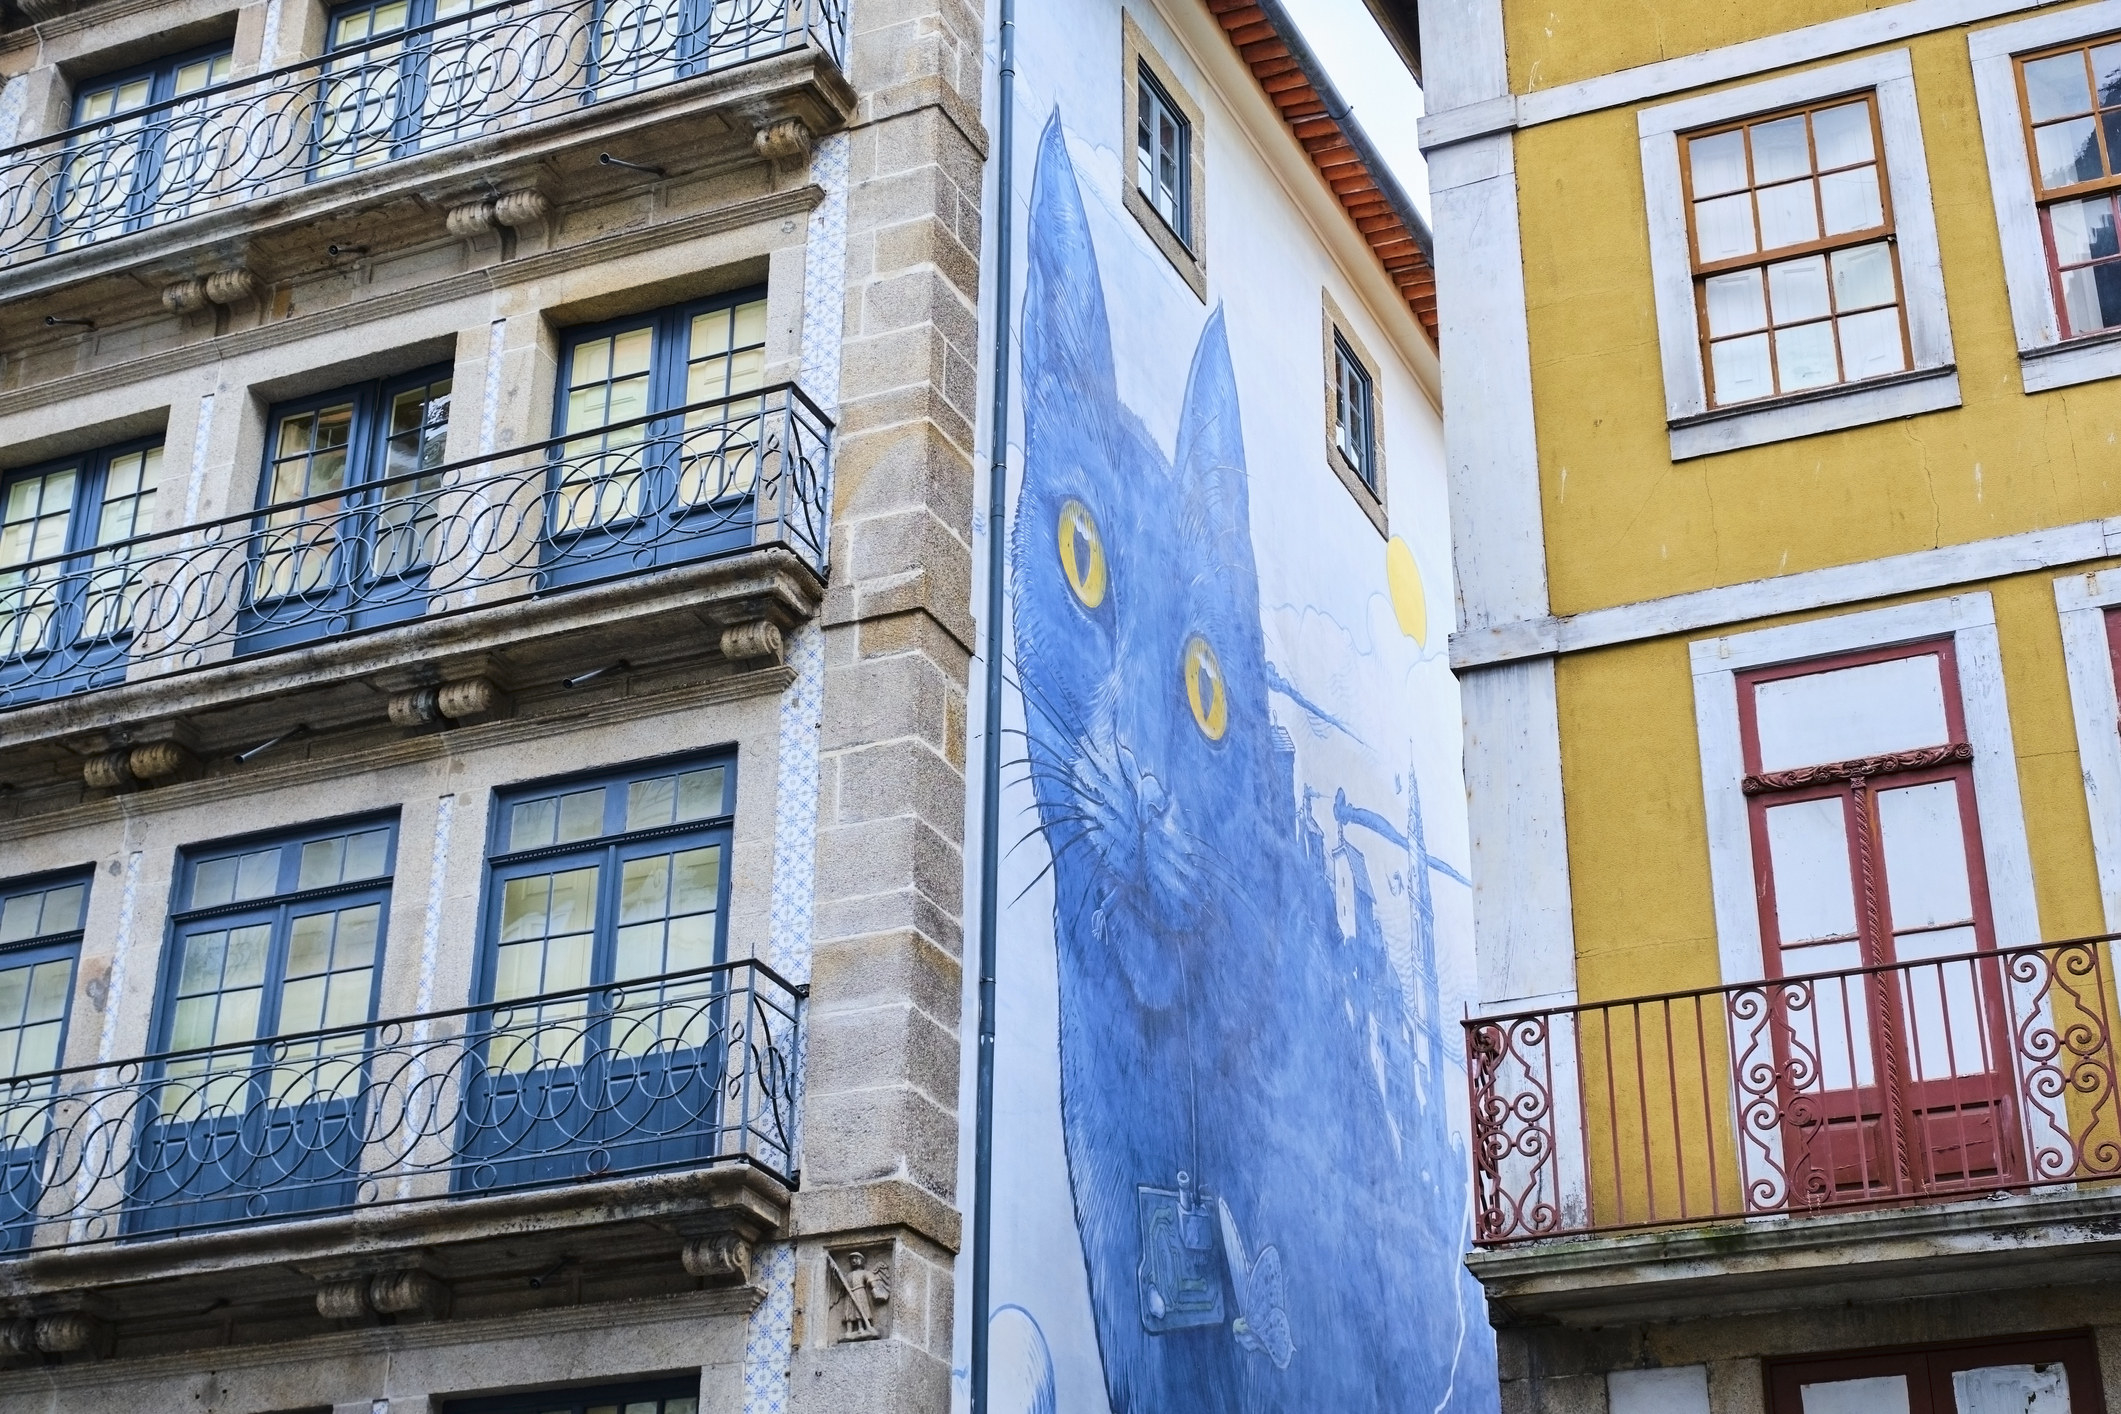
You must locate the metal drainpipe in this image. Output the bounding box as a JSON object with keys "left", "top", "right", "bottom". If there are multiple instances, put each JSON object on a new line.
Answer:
{"left": 969, "top": 0, "right": 1016, "bottom": 1410}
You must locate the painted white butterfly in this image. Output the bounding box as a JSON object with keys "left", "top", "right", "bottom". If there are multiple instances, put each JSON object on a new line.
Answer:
{"left": 1217, "top": 1199, "right": 1293, "bottom": 1370}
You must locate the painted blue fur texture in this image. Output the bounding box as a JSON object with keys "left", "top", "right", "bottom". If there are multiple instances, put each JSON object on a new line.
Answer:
{"left": 1011, "top": 112, "right": 1478, "bottom": 1414}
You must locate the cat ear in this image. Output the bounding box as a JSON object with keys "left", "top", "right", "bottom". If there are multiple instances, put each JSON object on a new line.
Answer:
{"left": 1024, "top": 111, "right": 1118, "bottom": 414}
{"left": 1174, "top": 306, "right": 1251, "bottom": 549}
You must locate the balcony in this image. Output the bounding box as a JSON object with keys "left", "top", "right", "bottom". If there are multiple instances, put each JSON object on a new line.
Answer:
{"left": 0, "top": 385, "right": 830, "bottom": 792}
{"left": 0, "top": 0, "right": 852, "bottom": 305}
{"left": 1462, "top": 936, "right": 2121, "bottom": 1323}
{"left": 0, "top": 961, "right": 799, "bottom": 1351}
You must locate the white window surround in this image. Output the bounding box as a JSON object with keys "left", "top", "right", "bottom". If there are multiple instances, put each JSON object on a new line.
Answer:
{"left": 1970, "top": 5, "right": 2121, "bottom": 393}
{"left": 1690, "top": 594, "right": 2040, "bottom": 988}
{"left": 1640, "top": 50, "right": 1960, "bottom": 461}
{"left": 2055, "top": 569, "right": 2121, "bottom": 929}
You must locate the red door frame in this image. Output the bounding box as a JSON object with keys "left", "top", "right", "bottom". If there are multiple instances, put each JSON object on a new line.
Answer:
{"left": 1735, "top": 638, "right": 2022, "bottom": 1209}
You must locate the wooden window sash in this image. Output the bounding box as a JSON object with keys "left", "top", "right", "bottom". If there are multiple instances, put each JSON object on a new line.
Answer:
{"left": 1679, "top": 93, "right": 1913, "bottom": 405}
{"left": 2014, "top": 37, "right": 2121, "bottom": 338}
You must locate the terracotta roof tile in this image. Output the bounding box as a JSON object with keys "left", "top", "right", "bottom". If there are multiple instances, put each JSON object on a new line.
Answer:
{"left": 1208, "top": 1, "right": 1438, "bottom": 346}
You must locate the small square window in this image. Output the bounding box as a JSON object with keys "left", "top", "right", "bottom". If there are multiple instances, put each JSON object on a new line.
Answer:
{"left": 1136, "top": 68, "right": 1191, "bottom": 245}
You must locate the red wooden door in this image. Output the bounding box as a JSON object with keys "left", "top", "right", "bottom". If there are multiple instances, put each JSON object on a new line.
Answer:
{"left": 1738, "top": 641, "right": 2022, "bottom": 1209}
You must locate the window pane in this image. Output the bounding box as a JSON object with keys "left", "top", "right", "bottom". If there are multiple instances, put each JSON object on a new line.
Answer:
{"left": 234, "top": 849, "right": 280, "bottom": 901}
{"left": 298, "top": 836, "right": 347, "bottom": 891}
{"left": 627, "top": 775, "right": 678, "bottom": 831}
{"left": 1801, "top": 1377, "right": 1910, "bottom": 1414}
{"left": 1952, "top": 1365, "right": 2071, "bottom": 1414}
{"left": 1688, "top": 129, "right": 1749, "bottom": 197}
{"left": 677, "top": 767, "right": 725, "bottom": 820}
{"left": 510, "top": 798, "right": 557, "bottom": 852}
{"left": 557, "top": 789, "right": 604, "bottom": 843}
{"left": 1710, "top": 333, "right": 1773, "bottom": 403}
{"left": 1837, "top": 307, "right": 1907, "bottom": 380}
{"left": 1829, "top": 241, "right": 1896, "bottom": 310}
{"left": 1749, "top": 114, "right": 1812, "bottom": 185}
{"left": 1753, "top": 653, "right": 1950, "bottom": 771}
{"left": 1764, "top": 797, "right": 1858, "bottom": 944}
{"left": 1811, "top": 103, "right": 1874, "bottom": 168}
{"left": 1817, "top": 165, "right": 1883, "bottom": 235}
{"left": 1694, "top": 193, "right": 1757, "bottom": 262}
{"left": 1877, "top": 780, "right": 1975, "bottom": 931}
{"left": 2026, "top": 52, "right": 2094, "bottom": 123}
{"left": 2097, "top": 43, "right": 2121, "bottom": 107}
{"left": 1767, "top": 256, "right": 1831, "bottom": 323}
{"left": 2035, "top": 116, "right": 2103, "bottom": 189}
{"left": 1774, "top": 320, "right": 1839, "bottom": 391}
{"left": 1706, "top": 269, "right": 1767, "bottom": 335}
{"left": 1756, "top": 178, "right": 1821, "bottom": 250}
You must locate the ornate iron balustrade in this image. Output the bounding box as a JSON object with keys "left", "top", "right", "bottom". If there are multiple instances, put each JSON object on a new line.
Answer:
{"left": 0, "top": 959, "right": 801, "bottom": 1252}
{"left": 0, "top": 382, "right": 830, "bottom": 710}
{"left": 1465, "top": 935, "right": 2121, "bottom": 1244}
{"left": 0, "top": 0, "right": 847, "bottom": 267}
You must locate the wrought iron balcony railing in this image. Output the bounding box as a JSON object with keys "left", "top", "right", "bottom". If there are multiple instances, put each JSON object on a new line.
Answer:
{"left": 1466, "top": 935, "right": 2121, "bottom": 1244}
{"left": 0, "top": 959, "right": 800, "bottom": 1252}
{"left": 0, "top": 0, "right": 846, "bottom": 268}
{"left": 0, "top": 382, "right": 830, "bottom": 710}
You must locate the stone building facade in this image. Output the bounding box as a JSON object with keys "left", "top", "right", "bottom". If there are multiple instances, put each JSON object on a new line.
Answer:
{"left": 0, "top": 0, "right": 979, "bottom": 1409}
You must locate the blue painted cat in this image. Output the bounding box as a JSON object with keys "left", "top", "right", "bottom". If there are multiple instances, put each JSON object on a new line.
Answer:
{"left": 1011, "top": 112, "right": 1474, "bottom": 1414}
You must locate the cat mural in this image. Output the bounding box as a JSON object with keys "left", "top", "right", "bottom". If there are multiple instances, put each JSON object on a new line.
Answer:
{"left": 1009, "top": 112, "right": 1479, "bottom": 1414}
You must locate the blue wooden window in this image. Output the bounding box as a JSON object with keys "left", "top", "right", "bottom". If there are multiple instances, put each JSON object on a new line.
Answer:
{"left": 442, "top": 1378, "right": 700, "bottom": 1414}
{"left": 130, "top": 818, "right": 397, "bottom": 1236}
{"left": 543, "top": 290, "right": 767, "bottom": 586}
{"left": 1332, "top": 333, "right": 1377, "bottom": 492}
{"left": 0, "top": 438, "right": 164, "bottom": 703}
{"left": 240, "top": 365, "right": 452, "bottom": 653}
{"left": 587, "top": 0, "right": 714, "bottom": 99}
{"left": 55, "top": 44, "right": 234, "bottom": 248}
{"left": 0, "top": 872, "right": 87, "bottom": 1251}
{"left": 314, "top": 0, "right": 477, "bottom": 176}
{"left": 461, "top": 755, "right": 734, "bottom": 1190}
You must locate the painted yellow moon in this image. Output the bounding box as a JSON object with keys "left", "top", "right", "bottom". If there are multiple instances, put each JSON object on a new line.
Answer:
{"left": 1386, "top": 536, "right": 1427, "bottom": 647}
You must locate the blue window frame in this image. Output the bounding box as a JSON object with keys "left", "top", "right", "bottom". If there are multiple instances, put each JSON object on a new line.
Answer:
{"left": 461, "top": 755, "right": 734, "bottom": 1192}
{"left": 130, "top": 818, "right": 396, "bottom": 1237}
{"left": 313, "top": 0, "right": 477, "bottom": 178}
{"left": 0, "top": 438, "right": 164, "bottom": 704}
{"left": 544, "top": 289, "right": 767, "bottom": 588}
{"left": 0, "top": 872, "right": 87, "bottom": 1252}
{"left": 442, "top": 1378, "right": 700, "bottom": 1414}
{"left": 55, "top": 44, "right": 234, "bottom": 249}
{"left": 240, "top": 364, "right": 452, "bottom": 653}
{"left": 587, "top": 0, "right": 714, "bottom": 100}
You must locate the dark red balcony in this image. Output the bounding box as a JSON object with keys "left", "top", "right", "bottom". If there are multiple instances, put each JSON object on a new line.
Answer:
{"left": 1464, "top": 935, "right": 2121, "bottom": 1244}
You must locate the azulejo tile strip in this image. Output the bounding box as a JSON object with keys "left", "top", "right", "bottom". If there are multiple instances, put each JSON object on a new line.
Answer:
{"left": 742, "top": 1240, "right": 799, "bottom": 1414}
{"left": 743, "top": 129, "right": 847, "bottom": 1414}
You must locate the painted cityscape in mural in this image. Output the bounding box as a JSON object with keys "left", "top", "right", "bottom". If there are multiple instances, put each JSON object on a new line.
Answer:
{"left": 978, "top": 91, "right": 1491, "bottom": 1414}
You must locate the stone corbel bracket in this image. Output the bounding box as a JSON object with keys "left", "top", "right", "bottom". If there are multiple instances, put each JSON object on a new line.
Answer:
{"left": 752, "top": 116, "right": 814, "bottom": 175}
{"left": 161, "top": 267, "right": 260, "bottom": 314}
{"left": 387, "top": 674, "right": 513, "bottom": 729}
{"left": 718, "top": 619, "right": 785, "bottom": 667}
{"left": 445, "top": 188, "right": 553, "bottom": 243}
{"left": 681, "top": 1230, "right": 755, "bottom": 1286}
{"left": 0, "top": 1310, "right": 110, "bottom": 1359}
{"left": 81, "top": 721, "right": 200, "bottom": 791}
{"left": 314, "top": 1267, "right": 453, "bottom": 1323}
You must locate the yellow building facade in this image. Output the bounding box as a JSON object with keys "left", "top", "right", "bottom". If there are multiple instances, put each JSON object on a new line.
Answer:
{"left": 1427, "top": 0, "right": 2121, "bottom": 1406}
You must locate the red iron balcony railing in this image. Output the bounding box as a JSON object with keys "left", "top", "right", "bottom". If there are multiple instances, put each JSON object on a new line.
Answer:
{"left": 1464, "top": 935, "right": 2121, "bottom": 1244}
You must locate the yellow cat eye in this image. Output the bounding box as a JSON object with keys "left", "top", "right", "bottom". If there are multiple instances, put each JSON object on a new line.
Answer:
{"left": 1057, "top": 499, "right": 1107, "bottom": 609}
{"left": 1183, "top": 636, "right": 1227, "bottom": 741}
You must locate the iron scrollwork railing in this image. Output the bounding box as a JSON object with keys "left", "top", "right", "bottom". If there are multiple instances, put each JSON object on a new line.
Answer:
{"left": 0, "top": 960, "right": 801, "bottom": 1252}
{"left": 1465, "top": 934, "right": 2121, "bottom": 1244}
{"left": 0, "top": 0, "right": 848, "bottom": 266}
{"left": 0, "top": 382, "right": 831, "bottom": 710}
